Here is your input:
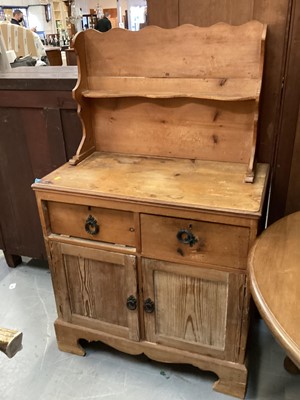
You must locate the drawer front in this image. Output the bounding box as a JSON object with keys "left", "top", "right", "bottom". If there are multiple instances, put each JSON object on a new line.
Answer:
{"left": 47, "top": 202, "right": 136, "bottom": 246}
{"left": 141, "top": 214, "right": 249, "bottom": 269}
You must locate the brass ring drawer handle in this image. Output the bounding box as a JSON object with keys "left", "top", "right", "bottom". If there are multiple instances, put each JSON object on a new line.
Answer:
{"left": 85, "top": 215, "right": 100, "bottom": 235}
{"left": 176, "top": 228, "right": 197, "bottom": 247}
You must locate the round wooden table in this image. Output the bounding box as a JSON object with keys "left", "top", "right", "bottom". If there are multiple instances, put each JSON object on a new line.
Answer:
{"left": 248, "top": 211, "right": 300, "bottom": 370}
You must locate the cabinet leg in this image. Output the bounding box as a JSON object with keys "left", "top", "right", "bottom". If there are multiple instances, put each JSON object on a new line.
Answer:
{"left": 53, "top": 319, "right": 248, "bottom": 398}
{"left": 284, "top": 356, "right": 300, "bottom": 374}
{"left": 54, "top": 320, "right": 86, "bottom": 356}
{"left": 3, "top": 252, "right": 22, "bottom": 268}
{"left": 212, "top": 367, "right": 248, "bottom": 399}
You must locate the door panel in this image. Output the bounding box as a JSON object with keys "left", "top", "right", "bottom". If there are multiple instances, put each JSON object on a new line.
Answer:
{"left": 142, "top": 258, "right": 246, "bottom": 361}
{"left": 49, "top": 240, "right": 139, "bottom": 341}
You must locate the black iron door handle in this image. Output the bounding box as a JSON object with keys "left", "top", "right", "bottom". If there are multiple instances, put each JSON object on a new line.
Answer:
{"left": 144, "top": 298, "right": 155, "bottom": 313}
{"left": 126, "top": 295, "right": 137, "bottom": 311}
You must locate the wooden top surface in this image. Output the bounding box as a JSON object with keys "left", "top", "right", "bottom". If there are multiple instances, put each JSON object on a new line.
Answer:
{"left": 33, "top": 152, "right": 268, "bottom": 215}
{"left": 0, "top": 66, "right": 77, "bottom": 91}
{"left": 248, "top": 212, "right": 300, "bottom": 367}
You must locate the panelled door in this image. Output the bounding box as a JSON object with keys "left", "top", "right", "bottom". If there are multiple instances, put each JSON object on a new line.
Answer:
{"left": 49, "top": 240, "right": 140, "bottom": 341}
{"left": 142, "top": 258, "right": 246, "bottom": 361}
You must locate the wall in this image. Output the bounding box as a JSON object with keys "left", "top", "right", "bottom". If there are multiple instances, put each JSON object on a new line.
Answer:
{"left": 1, "top": 2, "right": 56, "bottom": 33}
{"left": 127, "top": 0, "right": 146, "bottom": 30}
{"left": 78, "top": 0, "right": 128, "bottom": 14}
{"left": 1, "top": 0, "right": 34, "bottom": 5}
{"left": 27, "top": 5, "right": 54, "bottom": 33}
{"left": 1, "top": 0, "right": 128, "bottom": 15}
{"left": 78, "top": 0, "right": 147, "bottom": 30}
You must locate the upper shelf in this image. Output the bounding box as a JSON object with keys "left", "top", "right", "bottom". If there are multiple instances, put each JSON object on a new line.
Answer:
{"left": 71, "top": 22, "right": 267, "bottom": 182}
{"left": 82, "top": 77, "right": 261, "bottom": 101}
{"left": 73, "top": 22, "right": 266, "bottom": 103}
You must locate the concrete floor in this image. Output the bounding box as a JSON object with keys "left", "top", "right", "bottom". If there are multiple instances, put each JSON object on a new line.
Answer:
{"left": 0, "top": 251, "right": 299, "bottom": 400}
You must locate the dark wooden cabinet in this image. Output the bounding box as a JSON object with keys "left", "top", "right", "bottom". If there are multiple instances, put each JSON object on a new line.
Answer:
{"left": 0, "top": 67, "right": 81, "bottom": 266}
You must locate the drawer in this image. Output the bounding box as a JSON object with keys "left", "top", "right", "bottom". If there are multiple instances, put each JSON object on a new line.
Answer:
{"left": 141, "top": 214, "right": 249, "bottom": 269}
{"left": 47, "top": 202, "right": 136, "bottom": 247}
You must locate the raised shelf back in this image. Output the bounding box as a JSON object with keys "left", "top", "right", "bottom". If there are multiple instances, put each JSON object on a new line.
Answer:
{"left": 72, "top": 22, "right": 266, "bottom": 182}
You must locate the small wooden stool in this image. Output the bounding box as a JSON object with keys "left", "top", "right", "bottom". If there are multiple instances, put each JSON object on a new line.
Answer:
{"left": 0, "top": 327, "right": 23, "bottom": 358}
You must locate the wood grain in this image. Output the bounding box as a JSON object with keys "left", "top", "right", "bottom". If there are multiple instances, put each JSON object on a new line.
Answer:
{"left": 54, "top": 318, "right": 248, "bottom": 398}
{"left": 50, "top": 241, "right": 139, "bottom": 341}
{"left": 142, "top": 258, "right": 246, "bottom": 362}
{"left": 83, "top": 77, "right": 261, "bottom": 101}
{"left": 147, "top": 0, "right": 299, "bottom": 224}
{"left": 47, "top": 201, "right": 135, "bottom": 246}
{"left": 249, "top": 211, "right": 300, "bottom": 367}
{"left": 33, "top": 152, "right": 269, "bottom": 215}
{"left": 74, "top": 23, "right": 265, "bottom": 79}
{"left": 0, "top": 328, "right": 23, "bottom": 358}
{"left": 91, "top": 98, "right": 256, "bottom": 165}
{"left": 32, "top": 21, "right": 269, "bottom": 400}
{"left": 72, "top": 22, "right": 266, "bottom": 179}
{"left": 141, "top": 214, "right": 249, "bottom": 269}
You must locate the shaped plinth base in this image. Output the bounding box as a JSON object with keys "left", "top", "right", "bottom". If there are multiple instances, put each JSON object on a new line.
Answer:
{"left": 54, "top": 319, "right": 248, "bottom": 399}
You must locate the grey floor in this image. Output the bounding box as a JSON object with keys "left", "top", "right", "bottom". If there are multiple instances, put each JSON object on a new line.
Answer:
{"left": 0, "top": 251, "right": 299, "bottom": 400}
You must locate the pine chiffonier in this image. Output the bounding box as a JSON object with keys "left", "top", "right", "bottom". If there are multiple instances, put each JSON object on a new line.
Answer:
{"left": 33, "top": 22, "right": 269, "bottom": 398}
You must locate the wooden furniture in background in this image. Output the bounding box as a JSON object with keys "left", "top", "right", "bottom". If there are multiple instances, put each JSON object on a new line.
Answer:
{"left": 249, "top": 211, "right": 300, "bottom": 371}
{"left": 65, "top": 48, "right": 76, "bottom": 65}
{"left": 0, "top": 327, "right": 23, "bottom": 358}
{"left": 53, "top": 0, "right": 68, "bottom": 31}
{"left": 0, "top": 67, "right": 81, "bottom": 267}
{"left": 45, "top": 46, "right": 63, "bottom": 66}
{"left": 33, "top": 23, "right": 269, "bottom": 398}
{"left": 82, "top": 13, "right": 97, "bottom": 29}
